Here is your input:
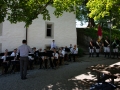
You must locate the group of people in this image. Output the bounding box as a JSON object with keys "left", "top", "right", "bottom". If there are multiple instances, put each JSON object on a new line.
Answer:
{"left": 1, "top": 49, "right": 18, "bottom": 74}
{"left": 31, "top": 41, "right": 78, "bottom": 70}
{"left": 89, "top": 36, "right": 120, "bottom": 58}
{"left": 0, "top": 40, "right": 78, "bottom": 80}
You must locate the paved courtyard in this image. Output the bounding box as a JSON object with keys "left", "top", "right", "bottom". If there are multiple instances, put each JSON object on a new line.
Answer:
{"left": 0, "top": 55, "right": 120, "bottom": 90}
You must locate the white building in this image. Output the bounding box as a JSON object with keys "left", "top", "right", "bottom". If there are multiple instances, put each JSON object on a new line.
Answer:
{"left": 0, "top": 6, "right": 77, "bottom": 52}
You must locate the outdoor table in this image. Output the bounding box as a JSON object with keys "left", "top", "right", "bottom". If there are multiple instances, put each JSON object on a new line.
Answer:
{"left": 86, "top": 64, "right": 120, "bottom": 84}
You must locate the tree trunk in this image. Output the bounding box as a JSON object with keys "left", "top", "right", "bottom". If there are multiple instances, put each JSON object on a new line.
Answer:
{"left": 87, "top": 17, "right": 95, "bottom": 27}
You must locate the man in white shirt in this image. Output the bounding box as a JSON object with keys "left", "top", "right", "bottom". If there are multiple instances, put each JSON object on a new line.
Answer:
{"left": 69, "top": 45, "right": 78, "bottom": 62}
{"left": 10, "top": 49, "right": 19, "bottom": 73}
{"left": 11, "top": 49, "right": 18, "bottom": 57}
{"left": 58, "top": 47, "right": 65, "bottom": 65}
{"left": 73, "top": 45, "right": 78, "bottom": 62}
{"left": 1, "top": 51, "right": 9, "bottom": 74}
{"left": 51, "top": 40, "right": 56, "bottom": 49}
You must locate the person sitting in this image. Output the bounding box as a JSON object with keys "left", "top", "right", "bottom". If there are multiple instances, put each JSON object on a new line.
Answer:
{"left": 28, "top": 55, "right": 34, "bottom": 70}
{"left": 64, "top": 46, "right": 69, "bottom": 61}
{"left": 73, "top": 45, "right": 78, "bottom": 62}
{"left": 11, "top": 49, "right": 18, "bottom": 57}
{"left": 5, "top": 49, "right": 8, "bottom": 53}
{"left": 38, "top": 48, "right": 42, "bottom": 53}
{"left": 10, "top": 49, "right": 19, "bottom": 73}
{"left": 51, "top": 48, "right": 59, "bottom": 69}
{"left": 69, "top": 45, "right": 78, "bottom": 62}
{"left": 58, "top": 47, "right": 65, "bottom": 65}
{"left": 42, "top": 49, "right": 48, "bottom": 69}
{"left": 69, "top": 44, "right": 73, "bottom": 61}
{"left": 1, "top": 51, "right": 9, "bottom": 74}
{"left": 33, "top": 47, "right": 39, "bottom": 65}
{"left": 38, "top": 48, "right": 43, "bottom": 69}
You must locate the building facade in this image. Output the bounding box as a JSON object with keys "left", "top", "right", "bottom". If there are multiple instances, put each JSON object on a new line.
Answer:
{"left": 0, "top": 6, "right": 77, "bottom": 52}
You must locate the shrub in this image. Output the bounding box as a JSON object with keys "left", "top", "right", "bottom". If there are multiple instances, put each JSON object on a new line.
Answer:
{"left": 78, "top": 47, "right": 84, "bottom": 57}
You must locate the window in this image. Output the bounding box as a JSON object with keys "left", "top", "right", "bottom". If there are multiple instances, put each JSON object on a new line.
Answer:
{"left": 47, "top": 24, "right": 52, "bottom": 37}
{"left": 0, "top": 23, "right": 3, "bottom": 36}
{"left": 45, "top": 22, "right": 54, "bottom": 38}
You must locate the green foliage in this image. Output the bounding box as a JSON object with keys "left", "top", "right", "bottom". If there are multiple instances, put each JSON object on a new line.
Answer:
{"left": 86, "top": 0, "right": 120, "bottom": 28}
{"left": 84, "top": 28, "right": 98, "bottom": 39}
{"left": 76, "top": 2, "right": 89, "bottom": 23}
{"left": 86, "top": 0, "right": 113, "bottom": 20}
{"left": 83, "top": 27, "right": 120, "bottom": 41}
{"left": 0, "top": 0, "right": 84, "bottom": 27}
{"left": 2, "top": 0, "right": 120, "bottom": 28}
{"left": 78, "top": 47, "right": 84, "bottom": 57}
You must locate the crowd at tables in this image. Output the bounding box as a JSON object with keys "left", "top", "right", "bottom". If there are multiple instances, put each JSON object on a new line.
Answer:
{"left": 0, "top": 44, "right": 78, "bottom": 75}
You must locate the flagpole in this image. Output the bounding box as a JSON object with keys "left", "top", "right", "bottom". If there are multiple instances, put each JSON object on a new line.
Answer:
{"left": 108, "top": 11, "right": 112, "bottom": 58}
{"left": 110, "top": 24, "right": 111, "bottom": 58}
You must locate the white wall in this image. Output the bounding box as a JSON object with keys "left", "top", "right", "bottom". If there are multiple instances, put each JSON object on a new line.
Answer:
{"left": 28, "top": 6, "right": 76, "bottom": 50}
{"left": 0, "top": 21, "right": 26, "bottom": 52}
{"left": 0, "top": 6, "right": 76, "bottom": 52}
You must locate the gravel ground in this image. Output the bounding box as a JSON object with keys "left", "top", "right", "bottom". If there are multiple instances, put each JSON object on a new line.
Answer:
{"left": 0, "top": 55, "right": 120, "bottom": 90}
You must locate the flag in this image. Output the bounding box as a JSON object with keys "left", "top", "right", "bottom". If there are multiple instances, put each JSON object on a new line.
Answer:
{"left": 97, "top": 24, "right": 102, "bottom": 41}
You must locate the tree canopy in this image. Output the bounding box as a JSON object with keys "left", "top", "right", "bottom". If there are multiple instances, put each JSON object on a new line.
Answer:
{"left": 0, "top": 0, "right": 83, "bottom": 27}
{"left": 86, "top": 0, "right": 120, "bottom": 26}
{"left": 2, "top": 0, "right": 120, "bottom": 28}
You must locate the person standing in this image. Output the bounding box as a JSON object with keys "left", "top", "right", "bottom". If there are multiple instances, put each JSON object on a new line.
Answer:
{"left": 51, "top": 40, "right": 56, "bottom": 49}
{"left": 17, "top": 40, "right": 32, "bottom": 80}
{"left": 103, "top": 36, "right": 110, "bottom": 58}
{"left": 112, "top": 37, "right": 119, "bottom": 58}
{"left": 95, "top": 39, "right": 101, "bottom": 57}
{"left": 89, "top": 38, "right": 95, "bottom": 57}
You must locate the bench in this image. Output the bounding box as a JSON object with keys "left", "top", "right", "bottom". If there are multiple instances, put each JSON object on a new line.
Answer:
{"left": 87, "top": 64, "right": 120, "bottom": 84}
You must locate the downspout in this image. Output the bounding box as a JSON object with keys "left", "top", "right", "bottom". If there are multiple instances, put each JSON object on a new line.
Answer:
{"left": 26, "top": 27, "right": 28, "bottom": 45}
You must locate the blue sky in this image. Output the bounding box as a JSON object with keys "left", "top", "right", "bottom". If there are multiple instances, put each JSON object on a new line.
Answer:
{"left": 76, "top": 21, "right": 88, "bottom": 28}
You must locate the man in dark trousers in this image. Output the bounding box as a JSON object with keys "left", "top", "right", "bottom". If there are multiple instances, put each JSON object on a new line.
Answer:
{"left": 103, "top": 36, "right": 110, "bottom": 58}
{"left": 17, "top": 40, "right": 32, "bottom": 80}
{"left": 89, "top": 38, "right": 95, "bottom": 57}
{"left": 95, "top": 39, "right": 101, "bottom": 57}
{"left": 112, "top": 37, "right": 119, "bottom": 58}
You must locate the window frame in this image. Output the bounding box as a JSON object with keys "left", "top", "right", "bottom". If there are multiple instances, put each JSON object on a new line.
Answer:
{"left": 45, "top": 22, "right": 54, "bottom": 38}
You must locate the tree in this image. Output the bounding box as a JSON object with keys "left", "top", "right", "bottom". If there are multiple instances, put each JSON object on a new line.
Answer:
{"left": 86, "top": 0, "right": 120, "bottom": 28}
{"left": 76, "top": 0, "right": 95, "bottom": 27}
{"left": 0, "top": 0, "right": 83, "bottom": 27}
